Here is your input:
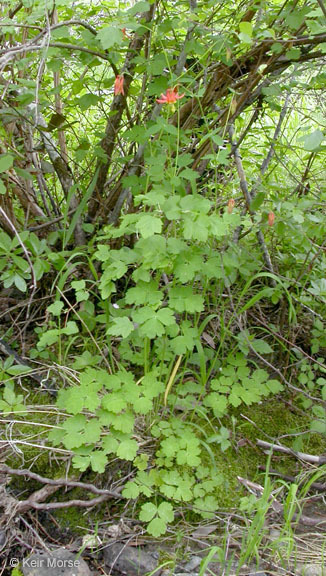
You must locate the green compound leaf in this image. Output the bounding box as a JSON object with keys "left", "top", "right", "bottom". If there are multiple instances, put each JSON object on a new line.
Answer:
{"left": 97, "top": 26, "right": 123, "bottom": 49}
{"left": 109, "top": 411, "right": 135, "bottom": 433}
{"left": 137, "top": 214, "right": 162, "bottom": 238}
{"left": 62, "top": 414, "right": 87, "bottom": 448}
{"left": 176, "top": 439, "right": 201, "bottom": 466}
{"left": 90, "top": 451, "right": 108, "bottom": 473}
{"left": 84, "top": 419, "right": 102, "bottom": 443}
{"left": 160, "top": 436, "right": 178, "bottom": 458}
{"left": 147, "top": 517, "right": 168, "bottom": 537}
{"left": 303, "top": 129, "right": 324, "bottom": 151}
{"left": 157, "top": 501, "right": 174, "bottom": 523}
{"left": 107, "top": 317, "right": 134, "bottom": 338}
{"left": 0, "top": 154, "right": 14, "bottom": 173}
{"left": 122, "top": 481, "right": 141, "bottom": 499}
{"left": 133, "top": 395, "right": 153, "bottom": 414}
{"left": 125, "top": 281, "right": 163, "bottom": 306}
{"left": 72, "top": 455, "right": 90, "bottom": 471}
{"left": 116, "top": 438, "right": 138, "bottom": 460}
{"left": 134, "top": 306, "right": 176, "bottom": 338}
{"left": 102, "top": 435, "right": 119, "bottom": 454}
{"left": 47, "top": 300, "right": 64, "bottom": 316}
{"left": 102, "top": 393, "right": 127, "bottom": 413}
{"left": 139, "top": 502, "right": 157, "bottom": 522}
{"left": 169, "top": 286, "right": 204, "bottom": 313}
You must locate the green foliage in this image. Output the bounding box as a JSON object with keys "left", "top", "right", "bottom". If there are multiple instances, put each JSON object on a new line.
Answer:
{"left": 11, "top": 569, "right": 23, "bottom": 576}
{"left": 0, "top": 381, "right": 25, "bottom": 414}
{"left": 204, "top": 354, "right": 283, "bottom": 416}
{"left": 139, "top": 501, "right": 174, "bottom": 536}
{"left": 0, "top": 230, "right": 50, "bottom": 292}
{"left": 1, "top": 0, "right": 326, "bottom": 540}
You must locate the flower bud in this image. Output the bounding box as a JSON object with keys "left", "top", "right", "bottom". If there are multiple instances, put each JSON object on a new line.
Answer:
{"left": 268, "top": 211, "right": 275, "bottom": 227}
{"left": 227, "top": 198, "right": 235, "bottom": 214}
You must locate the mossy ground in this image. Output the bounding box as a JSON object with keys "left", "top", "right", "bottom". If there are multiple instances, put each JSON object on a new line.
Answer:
{"left": 2, "top": 383, "right": 325, "bottom": 538}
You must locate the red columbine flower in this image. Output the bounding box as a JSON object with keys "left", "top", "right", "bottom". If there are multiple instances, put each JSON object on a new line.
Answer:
{"left": 268, "top": 211, "right": 275, "bottom": 226}
{"left": 114, "top": 75, "right": 124, "bottom": 96}
{"left": 121, "top": 28, "right": 130, "bottom": 39}
{"left": 227, "top": 198, "right": 235, "bottom": 214}
{"left": 156, "top": 86, "right": 185, "bottom": 105}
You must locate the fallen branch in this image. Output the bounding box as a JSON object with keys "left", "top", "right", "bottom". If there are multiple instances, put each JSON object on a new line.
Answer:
{"left": 259, "top": 466, "right": 326, "bottom": 493}
{"left": 257, "top": 439, "right": 326, "bottom": 465}
{"left": 0, "top": 464, "right": 125, "bottom": 525}
{"left": 0, "top": 464, "right": 123, "bottom": 499}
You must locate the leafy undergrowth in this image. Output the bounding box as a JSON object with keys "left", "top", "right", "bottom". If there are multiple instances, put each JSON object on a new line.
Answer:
{"left": 2, "top": 375, "right": 325, "bottom": 539}
{"left": 0, "top": 1, "right": 326, "bottom": 569}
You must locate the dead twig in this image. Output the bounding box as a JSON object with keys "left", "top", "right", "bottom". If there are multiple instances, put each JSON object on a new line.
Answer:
{"left": 259, "top": 466, "right": 326, "bottom": 493}
{"left": 257, "top": 439, "right": 326, "bottom": 465}
{"left": 0, "top": 464, "right": 123, "bottom": 499}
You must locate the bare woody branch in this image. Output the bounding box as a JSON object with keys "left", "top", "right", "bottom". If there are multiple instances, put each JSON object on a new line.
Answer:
{"left": 87, "top": 3, "right": 157, "bottom": 219}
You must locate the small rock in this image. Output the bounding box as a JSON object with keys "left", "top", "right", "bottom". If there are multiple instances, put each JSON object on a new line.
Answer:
{"left": 103, "top": 542, "right": 158, "bottom": 575}
{"left": 21, "top": 548, "right": 91, "bottom": 576}
{"left": 174, "top": 573, "right": 202, "bottom": 576}
{"left": 298, "top": 565, "right": 325, "bottom": 576}
{"left": 81, "top": 534, "right": 102, "bottom": 549}
{"left": 183, "top": 556, "right": 202, "bottom": 571}
{"left": 173, "top": 572, "right": 202, "bottom": 576}
{"left": 268, "top": 528, "right": 281, "bottom": 541}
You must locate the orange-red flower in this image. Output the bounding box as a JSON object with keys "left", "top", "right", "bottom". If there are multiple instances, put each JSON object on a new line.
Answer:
{"left": 122, "top": 28, "right": 130, "bottom": 39}
{"left": 114, "top": 74, "right": 124, "bottom": 96}
{"left": 268, "top": 211, "right": 275, "bottom": 226}
{"left": 227, "top": 198, "right": 235, "bottom": 214}
{"left": 156, "top": 86, "right": 185, "bottom": 105}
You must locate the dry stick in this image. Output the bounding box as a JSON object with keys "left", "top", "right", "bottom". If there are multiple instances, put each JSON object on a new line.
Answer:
{"left": 30, "top": 19, "right": 98, "bottom": 42}
{"left": 184, "top": 71, "right": 280, "bottom": 188}
{"left": 0, "top": 43, "right": 112, "bottom": 65}
{"left": 259, "top": 466, "right": 326, "bottom": 493}
{"left": 9, "top": 1, "right": 23, "bottom": 18}
{"left": 0, "top": 82, "right": 82, "bottom": 239}
{"left": 2, "top": 31, "right": 325, "bottom": 62}
{"left": 18, "top": 494, "right": 111, "bottom": 511}
{"left": 87, "top": 3, "right": 156, "bottom": 219}
{"left": 247, "top": 341, "right": 323, "bottom": 403}
{"left": 0, "top": 464, "right": 123, "bottom": 498}
{"left": 253, "top": 314, "right": 326, "bottom": 370}
{"left": 0, "top": 485, "right": 109, "bottom": 516}
{"left": 228, "top": 126, "right": 276, "bottom": 286}
{"left": 256, "top": 439, "right": 326, "bottom": 465}
{"left": 52, "top": 9, "right": 69, "bottom": 165}
{"left": 25, "top": 124, "right": 55, "bottom": 218}
{"left": 293, "top": 151, "right": 315, "bottom": 197}
{"left": 176, "top": 27, "right": 325, "bottom": 144}
{"left": 27, "top": 209, "right": 75, "bottom": 231}
{"left": 296, "top": 237, "right": 326, "bottom": 286}
{"left": 34, "top": 7, "right": 51, "bottom": 126}
{"left": 260, "top": 92, "right": 291, "bottom": 176}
